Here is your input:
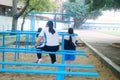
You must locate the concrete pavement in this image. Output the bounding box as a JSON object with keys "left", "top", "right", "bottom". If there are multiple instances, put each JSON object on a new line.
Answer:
{"left": 75, "top": 30, "right": 120, "bottom": 79}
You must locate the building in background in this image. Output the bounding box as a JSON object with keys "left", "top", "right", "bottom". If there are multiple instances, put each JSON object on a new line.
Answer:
{"left": 0, "top": 0, "right": 12, "bottom": 16}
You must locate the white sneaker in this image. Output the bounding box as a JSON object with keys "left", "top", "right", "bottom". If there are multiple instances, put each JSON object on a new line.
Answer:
{"left": 34, "top": 59, "right": 42, "bottom": 63}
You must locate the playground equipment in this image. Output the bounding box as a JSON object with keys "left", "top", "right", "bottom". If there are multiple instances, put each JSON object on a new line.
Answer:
{"left": 0, "top": 11, "right": 99, "bottom": 80}
{"left": 28, "top": 12, "right": 74, "bottom": 31}
{"left": 0, "top": 31, "right": 99, "bottom": 80}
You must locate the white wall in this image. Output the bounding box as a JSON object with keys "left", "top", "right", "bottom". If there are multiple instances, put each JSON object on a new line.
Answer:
{"left": 0, "top": 16, "right": 31, "bottom": 31}
{"left": 0, "top": 16, "right": 12, "bottom": 31}
{"left": 0, "top": 16, "right": 68, "bottom": 32}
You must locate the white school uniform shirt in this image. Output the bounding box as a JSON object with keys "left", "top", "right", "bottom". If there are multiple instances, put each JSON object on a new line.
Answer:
{"left": 64, "top": 36, "right": 78, "bottom": 46}
{"left": 39, "top": 27, "right": 59, "bottom": 46}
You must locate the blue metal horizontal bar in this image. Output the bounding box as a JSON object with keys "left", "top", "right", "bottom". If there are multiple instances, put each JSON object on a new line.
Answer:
{"left": 0, "top": 48, "right": 87, "bottom": 56}
{"left": 0, "top": 62, "right": 94, "bottom": 68}
{"left": 0, "top": 31, "right": 78, "bottom": 36}
{"left": 0, "top": 69, "right": 98, "bottom": 76}
{"left": 0, "top": 31, "right": 36, "bottom": 34}
{"left": 28, "top": 12, "right": 74, "bottom": 16}
{"left": 0, "top": 47, "right": 85, "bottom": 52}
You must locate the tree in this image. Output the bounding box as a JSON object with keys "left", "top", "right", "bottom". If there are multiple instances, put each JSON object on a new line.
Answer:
{"left": 12, "top": 0, "right": 30, "bottom": 31}
{"left": 85, "top": 0, "right": 120, "bottom": 10}
{"left": 63, "top": 0, "right": 90, "bottom": 28}
{"left": 63, "top": 0, "right": 120, "bottom": 28}
{"left": 12, "top": 0, "right": 58, "bottom": 31}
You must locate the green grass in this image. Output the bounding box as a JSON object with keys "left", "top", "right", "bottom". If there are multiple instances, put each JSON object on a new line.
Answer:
{"left": 98, "top": 30, "right": 120, "bottom": 37}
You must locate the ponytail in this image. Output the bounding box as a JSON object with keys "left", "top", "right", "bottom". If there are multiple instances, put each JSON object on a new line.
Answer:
{"left": 68, "top": 28, "right": 74, "bottom": 42}
{"left": 47, "top": 21, "right": 55, "bottom": 34}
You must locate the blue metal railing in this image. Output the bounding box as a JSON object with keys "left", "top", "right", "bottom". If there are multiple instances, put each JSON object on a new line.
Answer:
{"left": 0, "top": 31, "right": 99, "bottom": 80}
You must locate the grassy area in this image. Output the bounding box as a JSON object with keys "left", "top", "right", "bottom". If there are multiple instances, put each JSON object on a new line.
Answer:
{"left": 98, "top": 30, "right": 120, "bottom": 36}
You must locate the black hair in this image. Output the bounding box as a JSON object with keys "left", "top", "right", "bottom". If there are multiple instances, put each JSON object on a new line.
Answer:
{"left": 68, "top": 28, "right": 74, "bottom": 42}
{"left": 36, "top": 27, "right": 42, "bottom": 37}
{"left": 47, "top": 21, "right": 55, "bottom": 34}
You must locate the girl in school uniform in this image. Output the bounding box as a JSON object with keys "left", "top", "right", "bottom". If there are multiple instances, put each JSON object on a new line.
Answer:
{"left": 64, "top": 28, "right": 78, "bottom": 65}
{"left": 35, "top": 21, "right": 59, "bottom": 64}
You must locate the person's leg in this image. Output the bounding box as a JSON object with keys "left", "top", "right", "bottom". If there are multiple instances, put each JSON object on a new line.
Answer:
{"left": 44, "top": 45, "right": 59, "bottom": 64}
{"left": 49, "top": 54, "right": 56, "bottom": 64}
{"left": 35, "top": 47, "right": 42, "bottom": 63}
{"left": 36, "top": 45, "right": 59, "bottom": 64}
{"left": 35, "top": 44, "right": 45, "bottom": 63}
{"left": 36, "top": 48, "right": 42, "bottom": 59}
{"left": 67, "top": 54, "right": 75, "bottom": 71}
{"left": 36, "top": 53, "right": 42, "bottom": 63}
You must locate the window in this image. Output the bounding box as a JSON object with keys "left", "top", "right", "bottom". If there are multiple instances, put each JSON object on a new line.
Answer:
{"left": 0, "top": 6, "right": 12, "bottom": 16}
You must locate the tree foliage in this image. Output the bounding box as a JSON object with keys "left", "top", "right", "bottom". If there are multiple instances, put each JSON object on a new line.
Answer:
{"left": 104, "top": 0, "right": 120, "bottom": 10}
{"left": 63, "top": 0, "right": 99, "bottom": 28}
{"left": 26, "top": 0, "right": 59, "bottom": 12}
{"left": 85, "top": 0, "right": 120, "bottom": 11}
{"left": 12, "top": 0, "right": 59, "bottom": 31}
{"left": 90, "top": 0, "right": 106, "bottom": 11}
{"left": 64, "top": 1, "right": 89, "bottom": 19}
{"left": 63, "top": 0, "right": 120, "bottom": 28}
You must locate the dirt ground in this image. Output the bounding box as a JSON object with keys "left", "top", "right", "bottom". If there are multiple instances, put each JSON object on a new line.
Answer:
{"left": 0, "top": 45, "right": 119, "bottom": 80}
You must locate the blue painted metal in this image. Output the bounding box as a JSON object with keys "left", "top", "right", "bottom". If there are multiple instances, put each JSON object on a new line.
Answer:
{"left": 15, "top": 34, "right": 20, "bottom": 61}
{"left": 0, "top": 62, "right": 94, "bottom": 68}
{"left": 0, "top": 31, "right": 78, "bottom": 36}
{"left": 28, "top": 12, "right": 74, "bottom": 16}
{"left": 68, "top": 15, "right": 70, "bottom": 28}
{"left": 28, "top": 12, "right": 74, "bottom": 31}
{"left": 25, "top": 34, "right": 29, "bottom": 48}
{"left": 0, "top": 48, "right": 87, "bottom": 56}
{"left": 30, "top": 14, "right": 35, "bottom": 31}
{"left": 0, "top": 69, "right": 98, "bottom": 76}
{"left": 1, "top": 34, "right": 5, "bottom": 69}
{"left": 0, "top": 31, "right": 99, "bottom": 80}
{"left": 57, "top": 32, "right": 78, "bottom": 80}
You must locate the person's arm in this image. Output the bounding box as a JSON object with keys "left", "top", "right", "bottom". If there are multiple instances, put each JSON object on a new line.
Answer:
{"left": 35, "top": 36, "right": 43, "bottom": 48}
{"left": 73, "top": 36, "right": 79, "bottom": 46}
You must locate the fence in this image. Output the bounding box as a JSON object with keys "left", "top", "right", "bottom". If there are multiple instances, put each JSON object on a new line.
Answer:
{"left": 0, "top": 31, "right": 99, "bottom": 80}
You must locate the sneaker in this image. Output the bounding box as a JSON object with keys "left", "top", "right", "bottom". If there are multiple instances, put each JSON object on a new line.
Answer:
{"left": 34, "top": 60, "right": 39, "bottom": 63}
{"left": 34, "top": 59, "right": 42, "bottom": 63}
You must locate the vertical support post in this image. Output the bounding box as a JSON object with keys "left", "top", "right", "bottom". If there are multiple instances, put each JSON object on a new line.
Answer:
{"left": 2, "top": 34, "right": 5, "bottom": 69}
{"left": 31, "top": 33, "right": 36, "bottom": 46}
{"left": 30, "top": 14, "right": 35, "bottom": 31}
{"left": 54, "top": 14, "right": 56, "bottom": 28}
{"left": 14, "top": 33, "right": 19, "bottom": 61}
{"left": 25, "top": 33, "right": 29, "bottom": 49}
{"left": 30, "top": 14, "right": 36, "bottom": 47}
{"left": 56, "top": 34, "right": 65, "bottom": 80}
{"left": 17, "top": 33, "right": 20, "bottom": 59}
{"left": 68, "top": 15, "right": 70, "bottom": 28}
{"left": 61, "top": 35, "right": 65, "bottom": 63}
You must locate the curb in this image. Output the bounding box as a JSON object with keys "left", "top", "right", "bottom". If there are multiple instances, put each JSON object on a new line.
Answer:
{"left": 82, "top": 39, "right": 120, "bottom": 79}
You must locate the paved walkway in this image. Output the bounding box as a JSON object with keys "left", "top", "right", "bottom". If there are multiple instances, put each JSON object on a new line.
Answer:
{"left": 75, "top": 30, "right": 120, "bottom": 66}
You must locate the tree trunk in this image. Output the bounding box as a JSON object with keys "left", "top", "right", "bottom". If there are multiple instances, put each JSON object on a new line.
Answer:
{"left": 12, "top": 17, "right": 18, "bottom": 30}
{"left": 21, "top": 15, "right": 25, "bottom": 31}
{"left": 21, "top": 8, "right": 34, "bottom": 31}
{"left": 12, "top": 0, "right": 30, "bottom": 31}
{"left": 73, "top": 18, "right": 87, "bottom": 29}
{"left": 12, "top": 0, "right": 18, "bottom": 31}
{"left": 73, "top": 19, "right": 80, "bottom": 28}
